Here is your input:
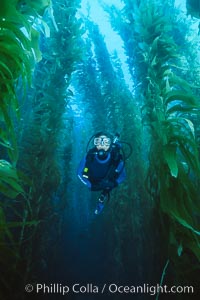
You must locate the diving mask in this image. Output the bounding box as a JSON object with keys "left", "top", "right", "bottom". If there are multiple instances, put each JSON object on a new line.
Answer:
{"left": 94, "top": 137, "right": 111, "bottom": 147}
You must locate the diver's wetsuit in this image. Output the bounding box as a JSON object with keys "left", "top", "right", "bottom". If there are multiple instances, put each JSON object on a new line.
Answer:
{"left": 77, "top": 147, "right": 126, "bottom": 191}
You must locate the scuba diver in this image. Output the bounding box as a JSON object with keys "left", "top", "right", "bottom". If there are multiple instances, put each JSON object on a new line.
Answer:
{"left": 77, "top": 132, "right": 131, "bottom": 215}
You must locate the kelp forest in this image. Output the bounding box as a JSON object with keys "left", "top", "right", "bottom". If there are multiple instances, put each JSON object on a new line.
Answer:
{"left": 0, "top": 0, "right": 200, "bottom": 299}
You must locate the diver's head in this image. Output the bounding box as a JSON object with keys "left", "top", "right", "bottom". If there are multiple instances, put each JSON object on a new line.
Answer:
{"left": 93, "top": 132, "right": 112, "bottom": 158}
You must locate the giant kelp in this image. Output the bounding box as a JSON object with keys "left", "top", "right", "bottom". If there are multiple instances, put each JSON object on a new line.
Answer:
{"left": 15, "top": 0, "right": 83, "bottom": 296}
{"left": 0, "top": 0, "right": 83, "bottom": 299}
{"left": 105, "top": 0, "right": 200, "bottom": 288}
{"left": 0, "top": 1, "right": 33, "bottom": 196}
{"left": 0, "top": 0, "right": 51, "bottom": 199}
{"left": 0, "top": 1, "right": 51, "bottom": 299}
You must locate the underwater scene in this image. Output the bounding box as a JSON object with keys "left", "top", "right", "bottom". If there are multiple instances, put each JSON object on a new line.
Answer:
{"left": 0, "top": 0, "right": 200, "bottom": 299}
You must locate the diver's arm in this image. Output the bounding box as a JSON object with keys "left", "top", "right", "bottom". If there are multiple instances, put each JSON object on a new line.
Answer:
{"left": 115, "top": 160, "right": 126, "bottom": 184}
{"left": 77, "top": 157, "right": 91, "bottom": 189}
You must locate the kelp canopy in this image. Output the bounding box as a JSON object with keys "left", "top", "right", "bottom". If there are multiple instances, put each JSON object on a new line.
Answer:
{"left": 0, "top": 0, "right": 200, "bottom": 299}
